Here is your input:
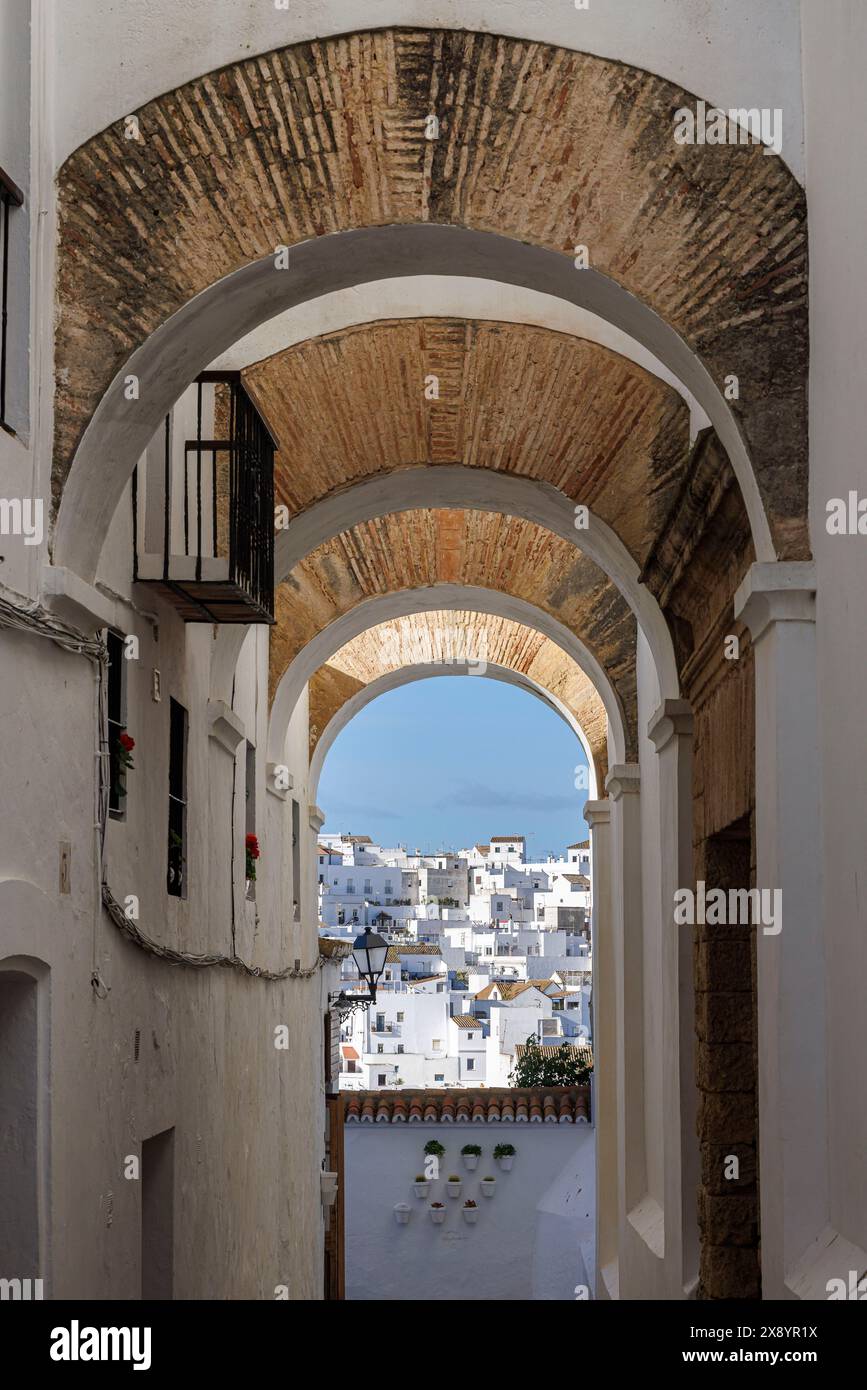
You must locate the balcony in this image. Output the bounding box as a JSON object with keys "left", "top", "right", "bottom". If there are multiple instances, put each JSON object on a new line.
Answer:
{"left": 134, "top": 373, "right": 275, "bottom": 623}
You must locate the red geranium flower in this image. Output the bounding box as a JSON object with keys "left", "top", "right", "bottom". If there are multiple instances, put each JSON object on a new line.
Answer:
{"left": 119, "top": 732, "right": 135, "bottom": 752}
{"left": 245, "top": 833, "right": 260, "bottom": 860}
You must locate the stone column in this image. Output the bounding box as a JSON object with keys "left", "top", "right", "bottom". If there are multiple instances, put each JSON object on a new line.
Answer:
{"left": 605, "top": 765, "right": 644, "bottom": 1285}
{"left": 584, "top": 797, "right": 613, "bottom": 1297}
{"left": 648, "top": 699, "right": 700, "bottom": 1296}
{"left": 734, "top": 561, "right": 825, "bottom": 1298}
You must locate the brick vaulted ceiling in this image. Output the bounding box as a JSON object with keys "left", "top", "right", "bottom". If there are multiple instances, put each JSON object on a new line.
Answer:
{"left": 309, "top": 610, "right": 609, "bottom": 783}
{"left": 269, "top": 509, "right": 637, "bottom": 755}
{"left": 242, "top": 318, "right": 689, "bottom": 568}
{"left": 56, "top": 28, "right": 808, "bottom": 556}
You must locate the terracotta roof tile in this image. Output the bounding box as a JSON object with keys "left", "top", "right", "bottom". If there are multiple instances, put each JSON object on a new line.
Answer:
{"left": 450, "top": 1015, "right": 481, "bottom": 1029}
{"left": 343, "top": 1087, "right": 590, "bottom": 1123}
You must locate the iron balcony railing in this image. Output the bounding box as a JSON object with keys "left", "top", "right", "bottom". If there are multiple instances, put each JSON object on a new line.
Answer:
{"left": 134, "top": 372, "right": 276, "bottom": 623}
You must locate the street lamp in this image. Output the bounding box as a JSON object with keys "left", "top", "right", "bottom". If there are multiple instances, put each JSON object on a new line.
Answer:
{"left": 329, "top": 926, "right": 389, "bottom": 1020}
{"left": 351, "top": 926, "right": 389, "bottom": 1002}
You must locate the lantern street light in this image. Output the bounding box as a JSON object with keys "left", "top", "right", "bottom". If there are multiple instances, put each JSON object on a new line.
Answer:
{"left": 329, "top": 926, "right": 389, "bottom": 1020}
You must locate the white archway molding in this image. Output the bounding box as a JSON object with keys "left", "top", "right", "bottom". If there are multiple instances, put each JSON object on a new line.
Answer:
{"left": 54, "top": 225, "right": 774, "bottom": 585}
{"left": 309, "top": 662, "right": 600, "bottom": 806}
{"left": 210, "top": 277, "right": 708, "bottom": 437}
{"left": 274, "top": 465, "right": 680, "bottom": 702}
{"left": 267, "top": 583, "right": 629, "bottom": 769}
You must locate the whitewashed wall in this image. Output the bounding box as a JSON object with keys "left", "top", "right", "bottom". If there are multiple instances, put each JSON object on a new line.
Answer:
{"left": 345, "top": 1121, "right": 595, "bottom": 1301}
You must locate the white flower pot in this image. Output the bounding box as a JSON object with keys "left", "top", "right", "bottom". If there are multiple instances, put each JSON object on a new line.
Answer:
{"left": 446, "top": 1180, "right": 462, "bottom": 1198}
{"left": 462, "top": 1206, "right": 479, "bottom": 1224}
{"left": 497, "top": 1156, "right": 514, "bottom": 1171}
{"left": 481, "top": 1180, "right": 496, "bottom": 1198}
{"left": 394, "top": 1203, "right": 411, "bottom": 1225}
{"left": 430, "top": 1206, "right": 446, "bottom": 1224}
{"left": 413, "top": 1180, "right": 430, "bottom": 1199}
{"left": 462, "top": 1154, "right": 479, "bottom": 1170}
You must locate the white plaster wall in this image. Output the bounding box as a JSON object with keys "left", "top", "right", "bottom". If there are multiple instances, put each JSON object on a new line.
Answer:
{"left": 801, "top": 0, "right": 867, "bottom": 1269}
{"left": 345, "top": 1121, "right": 595, "bottom": 1301}
{"left": 637, "top": 630, "right": 664, "bottom": 1212}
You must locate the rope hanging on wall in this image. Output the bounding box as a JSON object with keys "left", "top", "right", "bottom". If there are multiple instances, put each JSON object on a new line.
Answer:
{"left": 101, "top": 884, "right": 322, "bottom": 980}
{"left": 0, "top": 592, "right": 321, "bottom": 981}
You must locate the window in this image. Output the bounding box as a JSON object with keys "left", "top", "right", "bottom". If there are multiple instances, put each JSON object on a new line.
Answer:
{"left": 377, "top": 1074, "right": 387, "bottom": 1087}
{"left": 167, "top": 698, "right": 188, "bottom": 897}
{"left": 291, "top": 798, "right": 300, "bottom": 920}
{"left": 106, "top": 629, "right": 127, "bottom": 818}
{"left": 385, "top": 881, "right": 393, "bottom": 896}
{"left": 0, "top": 167, "right": 24, "bottom": 435}
{"left": 434, "top": 1073, "right": 444, "bottom": 1083}
{"left": 377, "top": 1044, "right": 384, "bottom": 1054}
{"left": 397, "top": 1011, "right": 404, "bottom": 1023}
{"left": 432, "top": 1039, "right": 442, "bottom": 1050}
{"left": 466, "top": 1058, "right": 475, "bottom": 1072}
{"left": 245, "top": 742, "right": 256, "bottom": 900}
{"left": 376, "top": 1013, "right": 385, "bottom": 1031}
{"left": 364, "top": 880, "right": 372, "bottom": 895}
{"left": 347, "top": 880, "right": 355, "bottom": 895}
{"left": 397, "top": 1044, "right": 404, "bottom": 1054}
{"left": 467, "top": 1033, "right": 475, "bottom": 1042}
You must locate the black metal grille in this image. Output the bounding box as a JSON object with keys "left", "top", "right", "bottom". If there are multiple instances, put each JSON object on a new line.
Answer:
{"left": 135, "top": 372, "right": 276, "bottom": 623}
{"left": 0, "top": 165, "right": 24, "bottom": 436}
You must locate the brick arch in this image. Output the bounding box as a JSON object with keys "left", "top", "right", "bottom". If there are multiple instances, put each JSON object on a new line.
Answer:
{"left": 244, "top": 317, "right": 689, "bottom": 570}
{"left": 308, "top": 610, "right": 609, "bottom": 791}
{"left": 55, "top": 27, "right": 807, "bottom": 562}
{"left": 268, "top": 508, "right": 636, "bottom": 755}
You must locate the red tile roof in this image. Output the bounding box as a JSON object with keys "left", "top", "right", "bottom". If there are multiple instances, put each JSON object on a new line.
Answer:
{"left": 449, "top": 1015, "right": 481, "bottom": 1029}
{"left": 341, "top": 1045, "right": 359, "bottom": 1061}
{"left": 343, "top": 1087, "right": 590, "bottom": 1124}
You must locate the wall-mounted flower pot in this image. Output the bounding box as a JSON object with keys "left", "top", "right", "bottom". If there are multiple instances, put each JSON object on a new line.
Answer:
{"left": 497, "top": 1155, "right": 514, "bottom": 1171}
{"left": 320, "top": 1171, "right": 338, "bottom": 1207}
{"left": 446, "top": 1178, "right": 462, "bottom": 1198}
{"left": 413, "top": 1179, "right": 431, "bottom": 1199}
{"left": 462, "top": 1153, "right": 480, "bottom": 1171}
{"left": 430, "top": 1205, "right": 446, "bottom": 1224}
{"left": 394, "top": 1203, "right": 411, "bottom": 1225}
{"left": 462, "top": 1204, "right": 479, "bottom": 1224}
{"left": 481, "top": 1178, "right": 496, "bottom": 1197}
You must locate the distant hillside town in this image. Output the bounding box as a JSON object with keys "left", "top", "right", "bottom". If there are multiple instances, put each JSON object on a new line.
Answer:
{"left": 318, "top": 833, "right": 593, "bottom": 1090}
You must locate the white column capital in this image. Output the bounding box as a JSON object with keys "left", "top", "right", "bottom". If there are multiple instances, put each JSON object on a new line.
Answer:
{"left": 605, "top": 764, "right": 640, "bottom": 801}
{"left": 583, "top": 797, "right": 611, "bottom": 830}
{"left": 647, "top": 698, "right": 694, "bottom": 752}
{"left": 734, "top": 561, "right": 817, "bottom": 644}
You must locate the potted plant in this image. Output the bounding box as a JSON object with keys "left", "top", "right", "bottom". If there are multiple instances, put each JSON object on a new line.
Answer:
{"left": 111, "top": 728, "right": 135, "bottom": 802}
{"left": 446, "top": 1174, "right": 462, "bottom": 1198}
{"left": 423, "top": 1139, "right": 445, "bottom": 1158}
{"left": 462, "top": 1199, "right": 479, "bottom": 1225}
{"left": 430, "top": 1202, "right": 446, "bottom": 1224}
{"left": 461, "top": 1143, "right": 482, "bottom": 1170}
{"left": 245, "top": 833, "right": 260, "bottom": 896}
{"left": 481, "top": 1176, "right": 496, "bottom": 1197}
{"left": 494, "top": 1142, "right": 516, "bottom": 1171}
{"left": 412, "top": 1174, "right": 430, "bottom": 1198}
{"left": 393, "top": 1203, "right": 411, "bottom": 1225}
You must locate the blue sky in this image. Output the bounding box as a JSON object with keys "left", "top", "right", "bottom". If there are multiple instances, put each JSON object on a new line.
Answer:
{"left": 318, "top": 676, "right": 590, "bottom": 856}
